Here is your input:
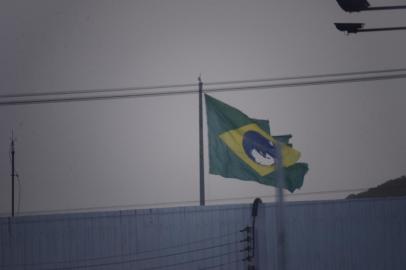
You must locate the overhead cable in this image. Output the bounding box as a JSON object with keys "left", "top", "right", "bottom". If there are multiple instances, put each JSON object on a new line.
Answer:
{"left": 1, "top": 68, "right": 406, "bottom": 106}
{"left": 204, "top": 67, "right": 406, "bottom": 86}
{"left": 2, "top": 185, "right": 404, "bottom": 219}
{"left": 1, "top": 67, "right": 406, "bottom": 99}
{"left": 0, "top": 187, "right": 373, "bottom": 218}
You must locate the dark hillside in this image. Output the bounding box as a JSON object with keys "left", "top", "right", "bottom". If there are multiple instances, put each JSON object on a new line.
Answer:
{"left": 347, "top": 176, "right": 406, "bottom": 199}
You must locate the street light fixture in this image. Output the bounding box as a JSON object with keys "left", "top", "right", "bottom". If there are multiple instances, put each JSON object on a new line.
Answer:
{"left": 334, "top": 23, "right": 364, "bottom": 34}
{"left": 335, "top": 23, "right": 406, "bottom": 34}
{"left": 336, "top": 0, "right": 406, "bottom": 12}
{"left": 335, "top": 1, "right": 406, "bottom": 34}
{"left": 336, "top": 0, "right": 369, "bottom": 12}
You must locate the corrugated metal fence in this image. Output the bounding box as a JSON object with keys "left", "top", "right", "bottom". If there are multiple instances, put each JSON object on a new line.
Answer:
{"left": 1, "top": 205, "right": 251, "bottom": 270}
{"left": 258, "top": 197, "right": 406, "bottom": 270}
{"left": 1, "top": 197, "right": 406, "bottom": 270}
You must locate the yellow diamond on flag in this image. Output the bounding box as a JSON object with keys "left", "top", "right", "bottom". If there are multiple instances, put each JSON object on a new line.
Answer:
{"left": 219, "top": 123, "right": 301, "bottom": 176}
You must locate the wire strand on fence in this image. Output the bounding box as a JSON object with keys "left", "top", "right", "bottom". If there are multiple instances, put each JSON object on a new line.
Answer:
{"left": 37, "top": 250, "right": 243, "bottom": 270}
{"left": 0, "top": 230, "right": 246, "bottom": 269}
{"left": 198, "top": 258, "right": 243, "bottom": 270}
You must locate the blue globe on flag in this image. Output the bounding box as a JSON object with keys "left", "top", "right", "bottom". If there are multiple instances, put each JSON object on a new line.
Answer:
{"left": 242, "top": 131, "right": 277, "bottom": 166}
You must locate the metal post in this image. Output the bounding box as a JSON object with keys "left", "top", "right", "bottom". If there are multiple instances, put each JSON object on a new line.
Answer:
{"left": 11, "top": 133, "right": 15, "bottom": 217}
{"left": 275, "top": 143, "right": 286, "bottom": 270}
{"left": 198, "top": 77, "right": 205, "bottom": 206}
{"left": 368, "top": 5, "right": 406, "bottom": 11}
{"left": 359, "top": 26, "right": 406, "bottom": 32}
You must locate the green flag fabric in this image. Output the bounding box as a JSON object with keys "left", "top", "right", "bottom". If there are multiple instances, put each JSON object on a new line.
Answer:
{"left": 205, "top": 94, "right": 308, "bottom": 192}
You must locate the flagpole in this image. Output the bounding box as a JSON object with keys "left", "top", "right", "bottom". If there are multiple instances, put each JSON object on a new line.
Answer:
{"left": 198, "top": 76, "right": 205, "bottom": 206}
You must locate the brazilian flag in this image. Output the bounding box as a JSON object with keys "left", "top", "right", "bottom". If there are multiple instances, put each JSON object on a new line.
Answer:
{"left": 205, "top": 94, "right": 308, "bottom": 192}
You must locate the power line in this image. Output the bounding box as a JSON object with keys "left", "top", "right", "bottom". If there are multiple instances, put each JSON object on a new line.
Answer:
{"left": 206, "top": 188, "right": 370, "bottom": 204}
{"left": 2, "top": 67, "right": 405, "bottom": 99}
{"left": 206, "top": 73, "right": 406, "bottom": 93}
{"left": 0, "top": 187, "right": 373, "bottom": 218}
{"left": 0, "top": 201, "right": 250, "bottom": 222}
{"left": 203, "top": 67, "right": 406, "bottom": 86}
{"left": 0, "top": 83, "right": 195, "bottom": 99}
{"left": 1, "top": 68, "right": 406, "bottom": 106}
{"left": 2, "top": 184, "right": 404, "bottom": 219}
{"left": 0, "top": 89, "right": 194, "bottom": 106}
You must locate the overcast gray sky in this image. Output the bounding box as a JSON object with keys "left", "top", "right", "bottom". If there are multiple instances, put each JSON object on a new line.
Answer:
{"left": 1, "top": 0, "right": 406, "bottom": 216}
